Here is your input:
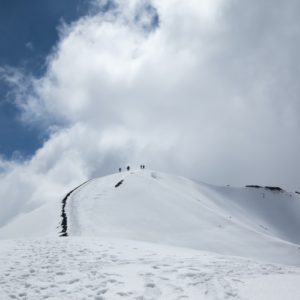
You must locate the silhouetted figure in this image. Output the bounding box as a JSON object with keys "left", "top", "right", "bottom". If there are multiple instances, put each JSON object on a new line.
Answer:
{"left": 119, "top": 168, "right": 122, "bottom": 172}
{"left": 142, "top": 165, "right": 145, "bottom": 169}
{"left": 127, "top": 166, "right": 130, "bottom": 171}
{"left": 140, "top": 165, "right": 143, "bottom": 169}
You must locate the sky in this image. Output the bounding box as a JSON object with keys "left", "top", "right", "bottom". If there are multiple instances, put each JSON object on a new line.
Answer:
{"left": 0, "top": 0, "right": 300, "bottom": 216}
{"left": 0, "top": 0, "right": 90, "bottom": 157}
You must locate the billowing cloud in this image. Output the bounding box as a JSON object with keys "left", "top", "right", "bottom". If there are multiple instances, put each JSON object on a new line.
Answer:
{"left": 1, "top": 0, "right": 300, "bottom": 225}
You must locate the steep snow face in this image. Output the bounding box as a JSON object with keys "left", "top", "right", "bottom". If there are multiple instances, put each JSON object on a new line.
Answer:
{"left": 65, "top": 170, "right": 300, "bottom": 266}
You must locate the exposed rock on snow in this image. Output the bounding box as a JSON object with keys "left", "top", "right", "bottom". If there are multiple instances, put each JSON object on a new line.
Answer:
{"left": 245, "top": 185, "right": 263, "bottom": 188}
{"left": 115, "top": 180, "right": 124, "bottom": 188}
{"left": 60, "top": 180, "right": 91, "bottom": 237}
{"left": 264, "top": 186, "right": 284, "bottom": 192}
{"left": 65, "top": 170, "right": 300, "bottom": 266}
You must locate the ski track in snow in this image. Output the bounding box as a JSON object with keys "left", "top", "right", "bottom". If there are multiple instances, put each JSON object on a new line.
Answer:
{"left": 0, "top": 238, "right": 299, "bottom": 300}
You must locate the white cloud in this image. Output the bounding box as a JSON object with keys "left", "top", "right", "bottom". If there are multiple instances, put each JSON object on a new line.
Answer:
{"left": 1, "top": 0, "right": 300, "bottom": 225}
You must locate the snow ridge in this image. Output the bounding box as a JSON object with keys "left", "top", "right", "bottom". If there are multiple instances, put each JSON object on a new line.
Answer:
{"left": 65, "top": 170, "right": 300, "bottom": 266}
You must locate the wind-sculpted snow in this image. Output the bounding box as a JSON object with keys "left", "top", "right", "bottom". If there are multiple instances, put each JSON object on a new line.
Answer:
{"left": 1, "top": 238, "right": 300, "bottom": 300}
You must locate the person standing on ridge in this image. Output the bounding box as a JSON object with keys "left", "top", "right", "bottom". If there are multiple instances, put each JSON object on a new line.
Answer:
{"left": 127, "top": 166, "right": 130, "bottom": 171}
{"left": 119, "top": 168, "right": 122, "bottom": 172}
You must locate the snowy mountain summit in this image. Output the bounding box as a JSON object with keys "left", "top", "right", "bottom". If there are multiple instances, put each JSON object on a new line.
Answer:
{"left": 1, "top": 170, "right": 300, "bottom": 299}
{"left": 63, "top": 170, "right": 300, "bottom": 265}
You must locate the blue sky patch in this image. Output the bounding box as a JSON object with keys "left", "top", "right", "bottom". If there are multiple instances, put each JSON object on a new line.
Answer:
{"left": 0, "top": 0, "right": 90, "bottom": 159}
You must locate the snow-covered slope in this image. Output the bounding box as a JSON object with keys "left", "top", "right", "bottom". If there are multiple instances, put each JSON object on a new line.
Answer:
{"left": 64, "top": 170, "right": 300, "bottom": 266}
{"left": 1, "top": 169, "right": 300, "bottom": 265}
{"left": 1, "top": 169, "right": 300, "bottom": 299}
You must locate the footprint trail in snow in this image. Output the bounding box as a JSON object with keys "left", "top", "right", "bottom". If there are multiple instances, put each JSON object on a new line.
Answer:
{"left": 0, "top": 238, "right": 299, "bottom": 300}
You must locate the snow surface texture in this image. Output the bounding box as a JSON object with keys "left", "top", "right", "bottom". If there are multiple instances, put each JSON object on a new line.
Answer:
{"left": 1, "top": 238, "right": 300, "bottom": 300}
{"left": 1, "top": 170, "right": 300, "bottom": 299}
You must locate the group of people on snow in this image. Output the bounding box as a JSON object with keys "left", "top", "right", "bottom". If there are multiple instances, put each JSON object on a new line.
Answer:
{"left": 118, "top": 165, "right": 146, "bottom": 172}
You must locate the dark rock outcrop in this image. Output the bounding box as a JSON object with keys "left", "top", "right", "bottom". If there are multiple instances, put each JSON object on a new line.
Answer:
{"left": 115, "top": 180, "right": 124, "bottom": 188}
{"left": 245, "top": 185, "right": 263, "bottom": 189}
{"left": 264, "top": 186, "right": 283, "bottom": 192}
{"left": 60, "top": 180, "right": 91, "bottom": 237}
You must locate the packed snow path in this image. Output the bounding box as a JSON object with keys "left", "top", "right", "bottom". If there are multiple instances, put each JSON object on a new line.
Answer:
{"left": 1, "top": 238, "right": 300, "bottom": 300}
